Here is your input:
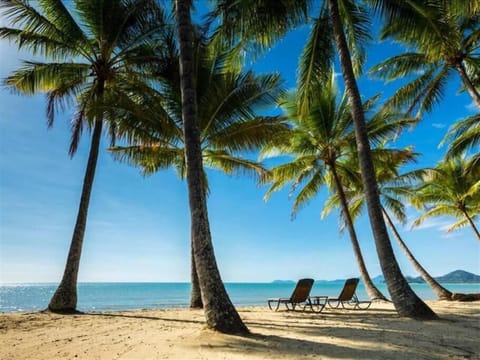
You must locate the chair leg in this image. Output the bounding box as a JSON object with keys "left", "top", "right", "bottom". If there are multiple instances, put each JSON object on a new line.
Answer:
{"left": 356, "top": 301, "right": 372, "bottom": 310}
{"left": 268, "top": 300, "right": 281, "bottom": 311}
{"left": 328, "top": 299, "right": 340, "bottom": 308}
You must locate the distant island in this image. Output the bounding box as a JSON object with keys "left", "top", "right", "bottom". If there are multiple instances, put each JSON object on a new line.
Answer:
{"left": 273, "top": 270, "right": 480, "bottom": 284}
{"left": 373, "top": 270, "right": 480, "bottom": 284}
{"left": 272, "top": 280, "right": 296, "bottom": 284}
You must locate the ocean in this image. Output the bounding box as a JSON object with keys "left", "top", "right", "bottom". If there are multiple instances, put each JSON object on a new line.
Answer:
{"left": 1, "top": 281, "right": 479, "bottom": 313}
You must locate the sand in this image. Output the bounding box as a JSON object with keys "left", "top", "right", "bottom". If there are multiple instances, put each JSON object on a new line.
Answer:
{"left": 1, "top": 301, "right": 479, "bottom": 359}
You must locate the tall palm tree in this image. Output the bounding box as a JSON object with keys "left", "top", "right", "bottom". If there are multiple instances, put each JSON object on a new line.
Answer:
{"left": 369, "top": 0, "right": 480, "bottom": 114}
{"left": 324, "top": 148, "right": 454, "bottom": 300}
{"left": 412, "top": 156, "right": 480, "bottom": 242}
{"left": 326, "top": 0, "right": 436, "bottom": 318}
{"left": 261, "top": 74, "right": 417, "bottom": 301}
{"left": 174, "top": 0, "right": 248, "bottom": 334}
{"left": 1, "top": 0, "right": 168, "bottom": 312}
{"left": 211, "top": 0, "right": 436, "bottom": 319}
{"left": 109, "top": 39, "right": 287, "bottom": 309}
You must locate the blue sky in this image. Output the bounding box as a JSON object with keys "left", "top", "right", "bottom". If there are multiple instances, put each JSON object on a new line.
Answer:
{"left": 0, "top": 5, "right": 479, "bottom": 284}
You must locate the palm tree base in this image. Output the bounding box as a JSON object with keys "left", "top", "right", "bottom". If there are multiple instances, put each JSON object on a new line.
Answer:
{"left": 48, "top": 285, "right": 77, "bottom": 313}
{"left": 451, "top": 293, "right": 480, "bottom": 301}
{"left": 189, "top": 302, "right": 203, "bottom": 309}
{"left": 392, "top": 297, "right": 439, "bottom": 320}
{"left": 205, "top": 310, "right": 249, "bottom": 335}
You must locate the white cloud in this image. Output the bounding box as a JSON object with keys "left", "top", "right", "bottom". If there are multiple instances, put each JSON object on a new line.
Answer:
{"left": 465, "top": 101, "right": 479, "bottom": 113}
{"left": 407, "top": 217, "right": 451, "bottom": 231}
{"left": 432, "top": 123, "right": 446, "bottom": 129}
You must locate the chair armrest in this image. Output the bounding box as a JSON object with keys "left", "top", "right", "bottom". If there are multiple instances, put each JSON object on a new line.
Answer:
{"left": 309, "top": 295, "right": 328, "bottom": 304}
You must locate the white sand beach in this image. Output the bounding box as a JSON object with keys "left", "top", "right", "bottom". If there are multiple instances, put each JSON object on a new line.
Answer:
{"left": 1, "top": 300, "right": 479, "bottom": 359}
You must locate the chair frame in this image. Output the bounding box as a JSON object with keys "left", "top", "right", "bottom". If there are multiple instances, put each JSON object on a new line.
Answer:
{"left": 267, "top": 278, "right": 326, "bottom": 313}
{"left": 325, "top": 278, "right": 372, "bottom": 310}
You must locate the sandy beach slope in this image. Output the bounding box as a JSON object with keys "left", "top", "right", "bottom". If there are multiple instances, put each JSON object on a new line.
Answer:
{"left": 1, "top": 301, "right": 479, "bottom": 359}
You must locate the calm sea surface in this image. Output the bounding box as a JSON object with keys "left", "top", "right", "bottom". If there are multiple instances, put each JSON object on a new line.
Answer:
{"left": 1, "top": 282, "right": 479, "bottom": 313}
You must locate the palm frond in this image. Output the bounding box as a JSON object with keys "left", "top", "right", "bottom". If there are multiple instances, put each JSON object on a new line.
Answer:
{"left": 369, "top": 53, "right": 428, "bottom": 81}
{"left": 297, "top": 12, "right": 333, "bottom": 114}
{"left": 337, "top": 0, "right": 371, "bottom": 75}
{"left": 441, "top": 113, "right": 480, "bottom": 158}
{"left": 203, "top": 150, "right": 265, "bottom": 179}
{"left": 446, "top": 218, "right": 469, "bottom": 233}
{"left": 109, "top": 144, "right": 183, "bottom": 176}
{"left": 291, "top": 168, "right": 324, "bottom": 218}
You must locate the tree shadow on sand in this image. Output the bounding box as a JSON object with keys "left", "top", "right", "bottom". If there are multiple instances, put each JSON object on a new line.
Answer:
{"left": 207, "top": 308, "right": 480, "bottom": 360}
{"left": 84, "top": 312, "right": 204, "bottom": 325}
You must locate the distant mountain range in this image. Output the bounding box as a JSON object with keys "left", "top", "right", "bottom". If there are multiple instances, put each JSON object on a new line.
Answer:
{"left": 372, "top": 270, "right": 480, "bottom": 284}
{"left": 273, "top": 270, "right": 480, "bottom": 284}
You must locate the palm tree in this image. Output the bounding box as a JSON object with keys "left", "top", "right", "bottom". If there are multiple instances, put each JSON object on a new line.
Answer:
{"left": 109, "top": 38, "right": 287, "bottom": 309}
{"left": 412, "top": 156, "right": 480, "bottom": 242}
{"left": 211, "top": 0, "right": 436, "bottom": 319}
{"left": 174, "top": 0, "right": 248, "bottom": 334}
{"left": 1, "top": 0, "right": 168, "bottom": 312}
{"left": 369, "top": 0, "right": 480, "bottom": 114}
{"left": 327, "top": 0, "right": 436, "bottom": 319}
{"left": 324, "top": 148, "right": 454, "bottom": 300}
{"left": 261, "top": 74, "right": 406, "bottom": 301}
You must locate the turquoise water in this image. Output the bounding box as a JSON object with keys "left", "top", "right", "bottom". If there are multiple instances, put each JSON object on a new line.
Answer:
{"left": 1, "top": 282, "right": 479, "bottom": 313}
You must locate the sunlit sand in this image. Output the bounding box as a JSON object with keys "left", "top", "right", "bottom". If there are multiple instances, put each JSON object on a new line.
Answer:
{"left": 1, "top": 300, "right": 478, "bottom": 359}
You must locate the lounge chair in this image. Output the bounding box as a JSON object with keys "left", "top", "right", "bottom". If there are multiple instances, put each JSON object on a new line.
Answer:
{"left": 313, "top": 278, "right": 371, "bottom": 310}
{"left": 267, "top": 278, "right": 325, "bottom": 312}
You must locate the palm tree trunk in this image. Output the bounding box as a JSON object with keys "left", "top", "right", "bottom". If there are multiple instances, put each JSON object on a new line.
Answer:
{"left": 382, "top": 208, "right": 452, "bottom": 300}
{"left": 455, "top": 61, "right": 480, "bottom": 110}
{"left": 463, "top": 210, "right": 480, "bottom": 241}
{"left": 175, "top": 0, "right": 248, "bottom": 334}
{"left": 328, "top": 0, "right": 437, "bottom": 319}
{"left": 190, "top": 241, "right": 203, "bottom": 308}
{"left": 329, "top": 164, "right": 388, "bottom": 301}
{"left": 48, "top": 118, "right": 103, "bottom": 312}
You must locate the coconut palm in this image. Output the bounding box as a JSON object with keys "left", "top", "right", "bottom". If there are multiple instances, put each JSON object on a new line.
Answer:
{"left": 324, "top": 148, "right": 454, "bottom": 300}
{"left": 412, "top": 156, "right": 480, "bottom": 241}
{"left": 109, "top": 38, "right": 287, "bottom": 309}
{"left": 1, "top": 0, "right": 168, "bottom": 312}
{"left": 326, "top": 0, "right": 436, "bottom": 319}
{"left": 210, "top": 0, "right": 436, "bottom": 319}
{"left": 261, "top": 74, "right": 425, "bottom": 301}
{"left": 369, "top": 0, "right": 480, "bottom": 114}
{"left": 174, "top": 0, "right": 248, "bottom": 334}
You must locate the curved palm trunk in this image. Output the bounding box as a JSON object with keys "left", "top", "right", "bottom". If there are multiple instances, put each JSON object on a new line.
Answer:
{"left": 48, "top": 118, "right": 103, "bottom": 312}
{"left": 328, "top": 0, "right": 437, "bottom": 319}
{"left": 455, "top": 62, "right": 480, "bottom": 110}
{"left": 190, "top": 244, "right": 203, "bottom": 308}
{"left": 463, "top": 210, "right": 480, "bottom": 241}
{"left": 382, "top": 208, "right": 452, "bottom": 300}
{"left": 329, "top": 164, "right": 388, "bottom": 301}
{"left": 175, "top": 0, "right": 248, "bottom": 334}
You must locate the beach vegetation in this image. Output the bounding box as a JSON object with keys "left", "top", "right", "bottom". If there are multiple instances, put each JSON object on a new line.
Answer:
{"left": 369, "top": 0, "right": 480, "bottom": 114}
{"left": 324, "top": 146, "right": 454, "bottom": 300}
{"left": 210, "top": 0, "right": 438, "bottom": 320}
{"left": 173, "top": 0, "right": 249, "bottom": 334}
{"left": 261, "top": 72, "right": 394, "bottom": 302}
{"left": 411, "top": 155, "right": 480, "bottom": 242}
{"left": 0, "top": 0, "right": 169, "bottom": 313}
{"left": 108, "top": 35, "right": 287, "bottom": 310}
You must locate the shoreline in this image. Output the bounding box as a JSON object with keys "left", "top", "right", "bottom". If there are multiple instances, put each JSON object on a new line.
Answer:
{"left": 1, "top": 300, "right": 479, "bottom": 359}
{"left": 2, "top": 282, "right": 480, "bottom": 314}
